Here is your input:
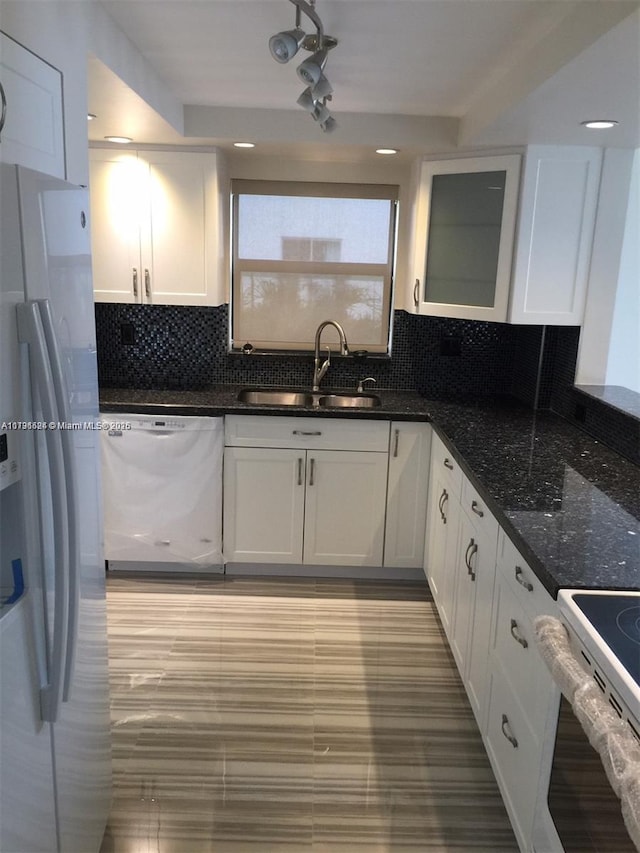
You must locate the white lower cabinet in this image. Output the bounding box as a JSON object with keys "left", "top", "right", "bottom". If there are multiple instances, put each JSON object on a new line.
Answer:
{"left": 384, "top": 422, "right": 431, "bottom": 568}
{"left": 484, "top": 530, "right": 560, "bottom": 852}
{"left": 223, "top": 447, "right": 305, "bottom": 563}
{"left": 303, "top": 450, "right": 388, "bottom": 566}
{"left": 223, "top": 416, "right": 390, "bottom": 568}
{"left": 424, "top": 432, "right": 463, "bottom": 636}
{"left": 450, "top": 481, "right": 499, "bottom": 729}
{"left": 424, "top": 432, "right": 559, "bottom": 852}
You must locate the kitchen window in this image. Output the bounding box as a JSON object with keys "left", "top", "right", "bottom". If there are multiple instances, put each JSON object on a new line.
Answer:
{"left": 231, "top": 180, "right": 398, "bottom": 354}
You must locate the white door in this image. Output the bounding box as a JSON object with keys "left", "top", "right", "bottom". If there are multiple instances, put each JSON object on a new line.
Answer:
{"left": 89, "top": 150, "right": 143, "bottom": 302}
{"left": 449, "top": 510, "right": 477, "bottom": 676}
{"left": 0, "top": 32, "right": 64, "bottom": 177}
{"left": 384, "top": 422, "right": 431, "bottom": 568}
{"left": 303, "top": 450, "right": 388, "bottom": 566}
{"left": 464, "top": 520, "right": 498, "bottom": 730}
{"left": 224, "top": 447, "right": 305, "bottom": 563}
{"left": 144, "top": 150, "right": 223, "bottom": 305}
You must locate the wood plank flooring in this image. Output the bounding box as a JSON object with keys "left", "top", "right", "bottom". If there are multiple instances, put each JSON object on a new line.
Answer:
{"left": 100, "top": 575, "right": 518, "bottom": 852}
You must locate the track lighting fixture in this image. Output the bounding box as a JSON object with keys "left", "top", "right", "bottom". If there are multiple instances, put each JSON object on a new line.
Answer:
{"left": 269, "top": 0, "right": 338, "bottom": 132}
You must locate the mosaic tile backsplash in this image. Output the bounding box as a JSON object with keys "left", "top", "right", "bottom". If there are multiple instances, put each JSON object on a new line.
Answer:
{"left": 96, "top": 304, "right": 539, "bottom": 401}
{"left": 95, "top": 303, "right": 638, "bottom": 462}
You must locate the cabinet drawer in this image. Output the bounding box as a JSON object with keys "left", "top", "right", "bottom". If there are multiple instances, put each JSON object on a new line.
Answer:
{"left": 430, "top": 431, "right": 463, "bottom": 495}
{"left": 491, "top": 572, "right": 556, "bottom": 740}
{"left": 224, "top": 415, "right": 390, "bottom": 451}
{"left": 485, "top": 671, "right": 542, "bottom": 847}
{"left": 496, "top": 529, "right": 552, "bottom": 621}
{"left": 461, "top": 477, "right": 499, "bottom": 545}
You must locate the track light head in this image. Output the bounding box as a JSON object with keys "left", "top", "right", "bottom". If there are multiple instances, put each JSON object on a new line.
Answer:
{"left": 320, "top": 115, "right": 337, "bottom": 133}
{"left": 296, "top": 49, "right": 328, "bottom": 86}
{"left": 269, "top": 27, "right": 306, "bottom": 63}
{"left": 311, "top": 72, "right": 333, "bottom": 100}
{"left": 296, "top": 88, "right": 317, "bottom": 112}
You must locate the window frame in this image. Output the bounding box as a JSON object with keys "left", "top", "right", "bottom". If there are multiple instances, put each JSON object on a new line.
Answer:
{"left": 230, "top": 180, "right": 399, "bottom": 355}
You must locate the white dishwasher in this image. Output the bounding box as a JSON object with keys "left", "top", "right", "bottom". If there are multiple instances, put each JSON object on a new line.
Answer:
{"left": 100, "top": 414, "right": 223, "bottom": 572}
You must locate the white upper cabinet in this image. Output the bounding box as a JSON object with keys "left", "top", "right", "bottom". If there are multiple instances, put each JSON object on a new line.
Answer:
{"left": 410, "top": 155, "right": 521, "bottom": 322}
{"left": 509, "top": 145, "right": 602, "bottom": 325}
{"left": 89, "top": 148, "right": 227, "bottom": 306}
{"left": 0, "top": 32, "right": 64, "bottom": 178}
{"left": 409, "top": 146, "right": 603, "bottom": 325}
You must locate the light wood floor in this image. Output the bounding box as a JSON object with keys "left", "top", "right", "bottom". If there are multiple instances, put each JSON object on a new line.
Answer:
{"left": 100, "top": 574, "right": 518, "bottom": 852}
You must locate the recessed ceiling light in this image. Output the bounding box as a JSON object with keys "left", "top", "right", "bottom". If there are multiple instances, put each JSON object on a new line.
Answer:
{"left": 87, "top": 113, "right": 97, "bottom": 121}
{"left": 233, "top": 142, "right": 255, "bottom": 149}
{"left": 104, "top": 135, "right": 133, "bottom": 144}
{"left": 376, "top": 148, "right": 398, "bottom": 155}
{"left": 581, "top": 120, "right": 619, "bottom": 129}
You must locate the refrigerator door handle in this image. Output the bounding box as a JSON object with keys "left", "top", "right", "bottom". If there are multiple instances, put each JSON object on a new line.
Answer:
{"left": 16, "top": 301, "right": 70, "bottom": 723}
{"left": 36, "top": 300, "right": 79, "bottom": 702}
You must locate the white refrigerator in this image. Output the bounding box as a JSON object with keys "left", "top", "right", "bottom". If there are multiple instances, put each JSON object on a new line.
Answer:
{"left": 0, "top": 164, "right": 111, "bottom": 852}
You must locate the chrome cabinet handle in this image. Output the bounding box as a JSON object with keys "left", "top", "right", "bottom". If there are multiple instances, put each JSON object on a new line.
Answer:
{"left": 509, "top": 619, "right": 528, "bottom": 649}
{"left": 0, "top": 80, "right": 7, "bottom": 140}
{"left": 144, "top": 268, "right": 151, "bottom": 298}
{"left": 443, "top": 458, "right": 453, "bottom": 470}
{"left": 438, "top": 488, "right": 448, "bottom": 523}
{"left": 293, "top": 430, "right": 322, "bottom": 436}
{"left": 501, "top": 714, "right": 518, "bottom": 748}
{"left": 471, "top": 500, "right": 484, "bottom": 518}
{"left": 393, "top": 428, "right": 400, "bottom": 458}
{"left": 515, "top": 566, "right": 534, "bottom": 592}
{"left": 309, "top": 458, "right": 315, "bottom": 486}
{"left": 413, "top": 278, "right": 420, "bottom": 308}
{"left": 297, "top": 458, "right": 303, "bottom": 486}
{"left": 464, "top": 538, "right": 477, "bottom": 581}
{"left": 132, "top": 268, "right": 138, "bottom": 298}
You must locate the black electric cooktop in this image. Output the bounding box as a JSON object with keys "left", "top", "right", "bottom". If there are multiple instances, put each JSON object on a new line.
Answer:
{"left": 573, "top": 593, "right": 640, "bottom": 689}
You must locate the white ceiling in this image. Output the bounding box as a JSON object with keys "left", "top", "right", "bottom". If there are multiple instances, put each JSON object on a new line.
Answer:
{"left": 88, "top": 0, "right": 640, "bottom": 161}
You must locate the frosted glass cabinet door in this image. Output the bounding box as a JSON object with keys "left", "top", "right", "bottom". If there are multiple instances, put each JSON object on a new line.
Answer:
{"left": 412, "top": 155, "right": 521, "bottom": 322}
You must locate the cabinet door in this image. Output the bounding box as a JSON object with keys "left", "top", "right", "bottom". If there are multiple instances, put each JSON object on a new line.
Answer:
{"left": 509, "top": 146, "right": 602, "bottom": 325}
{"left": 424, "top": 464, "right": 460, "bottom": 635}
{"left": 384, "top": 422, "right": 431, "bottom": 568}
{"left": 223, "top": 447, "right": 305, "bottom": 563}
{"left": 303, "top": 450, "right": 388, "bottom": 567}
{"left": 411, "top": 155, "right": 521, "bottom": 322}
{"left": 144, "top": 150, "right": 225, "bottom": 306}
{"left": 0, "top": 32, "right": 64, "bottom": 178}
{"left": 89, "top": 150, "right": 143, "bottom": 303}
{"left": 450, "top": 506, "right": 498, "bottom": 729}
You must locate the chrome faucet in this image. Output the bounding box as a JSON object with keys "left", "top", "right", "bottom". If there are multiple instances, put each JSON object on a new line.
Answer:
{"left": 312, "top": 320, "right": 350, "bottom": 391}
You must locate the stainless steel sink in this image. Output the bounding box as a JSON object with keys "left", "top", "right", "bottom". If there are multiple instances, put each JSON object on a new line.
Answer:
{"left": 237, "top": 388, "right": 314, "bottom": 406}
{"left": 237, "top": 388, "right": 381, "bottom": 408}
{"left": 317, "top": 393, "right": 381, "bottom": 408}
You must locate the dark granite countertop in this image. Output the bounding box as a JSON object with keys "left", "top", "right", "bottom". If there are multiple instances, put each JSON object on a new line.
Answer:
{"left": 100, "top": 385, "right": 640, "bottom": 599}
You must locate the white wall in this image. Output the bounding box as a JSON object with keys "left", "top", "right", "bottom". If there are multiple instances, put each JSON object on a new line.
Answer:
{"left": 605, "top": 148, "right": 639, "bottom": 392}
{"left": 576, "top": 147, "right": 636, "bottom": 387}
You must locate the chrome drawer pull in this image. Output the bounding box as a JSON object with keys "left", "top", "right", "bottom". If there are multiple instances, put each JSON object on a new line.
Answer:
{"left": 501, "top": 714, "right": 518, "bottom": 748}
{"left": 515, "top": 566, "right": 534, "bottom": 592}
{"left": 393, "top": 428, "right": 399, "bottom": 458}
{"left": 413, "top": 278, "right": 420, "bottom": 308}
{"left": 293, "top": 430, "right": 322, "bottom": 436}
{"left": 510, "top": 619, "right": 529, "bottom": 649}
{"left": 309, "top": 457, "right": 315, "bottom": 486}
{"left": 471, "top": 500, "right": 484, "bottom": 517}
{"left": 443, "top": 458, "right": 454, "bottom": 470}
{"left": 464, "top": 538, "right": 477, "bottom": 581}
{"left": 132, "top": 268, "right": 138, "bottom": 297}
{"left": 297, "top": 457, "right": 303, "bottom": 486}
{"left": 438, "top": 488, "right": 448, "bottom": 523}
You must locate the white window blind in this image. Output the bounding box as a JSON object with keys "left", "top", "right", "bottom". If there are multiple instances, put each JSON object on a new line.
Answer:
{"left": 231, "top": 180, "right": 398, "bottom": 353}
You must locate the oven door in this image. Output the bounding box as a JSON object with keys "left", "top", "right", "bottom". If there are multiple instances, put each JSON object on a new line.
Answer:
{"left": 548, "top": 695, "right": 638, "bottom": 853}
{"left": 533, "top": 614, "right": 640, "bottom": 853}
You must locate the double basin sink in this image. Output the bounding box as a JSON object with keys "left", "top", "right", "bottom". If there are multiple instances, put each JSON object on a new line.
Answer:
{"left": 238, "top": 388, "right": 381, "bottom": 409}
